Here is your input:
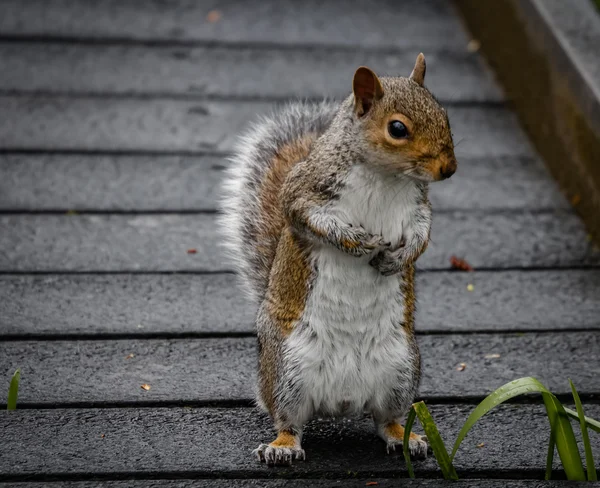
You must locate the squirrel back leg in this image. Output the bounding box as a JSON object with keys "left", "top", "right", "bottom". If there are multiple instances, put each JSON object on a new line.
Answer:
{"left": 254, "top": 319, "right": 307, "bottom": 466}
{"left": 254, "top": 313, "right": 309, "bottom": 466}
{"left": 253, "top": 235, "right": 313, "bottom": 466}
{"left": 372, "top": 331, "right": 429, "bottom": 459}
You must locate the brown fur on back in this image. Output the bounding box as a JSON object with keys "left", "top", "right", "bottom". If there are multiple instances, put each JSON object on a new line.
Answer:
{"left": 255, "top": 137, "right": 317, "bottom": 416}
{"left": 265, "top": 227, "right": 312, "bottom": 334}
{"left": 255, "top": 134, "right": 317, "bottom": 282}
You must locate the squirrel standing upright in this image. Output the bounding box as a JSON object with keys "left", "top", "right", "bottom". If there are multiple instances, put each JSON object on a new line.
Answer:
{"left": 220, "top": 54, "right": 457, "bottom": 466}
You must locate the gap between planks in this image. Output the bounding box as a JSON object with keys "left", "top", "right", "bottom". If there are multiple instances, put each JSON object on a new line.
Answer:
{"left": 2, "top": 327, "right": 600, "bottom": 342}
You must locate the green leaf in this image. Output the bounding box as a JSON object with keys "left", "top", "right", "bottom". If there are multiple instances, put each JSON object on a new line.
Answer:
{"left": 403, "top": 406, "right": 417, "bottom": 479}
{"left": 564, "top": 407, "right": 600, "bottom": 434}
{"left": 7, "top": 369, "right": 20, "bottom": 410}
{"left": 451, "top": 378, "right": 545, "bottom": 460}
{"left": 450, "top": 377, "right": 585, "bottom": 481}
{"left": 541, "top": 390, "right": 586, "bottom": 481}
{"left": 545, "top": 427, "right": 556, "bottom": 480}
{"left": 413, "top": 401, "right": 458, "bottom": 480}
{"left": 570, "top": 379, "right": 597, "bottom": 481}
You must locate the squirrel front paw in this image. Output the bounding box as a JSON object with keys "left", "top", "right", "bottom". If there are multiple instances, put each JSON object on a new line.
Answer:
{"left": 369, "top": 246, "right": 407, "bottom": 276}
{"left": 340, "top": 225, "right": 390, "bottom": 256}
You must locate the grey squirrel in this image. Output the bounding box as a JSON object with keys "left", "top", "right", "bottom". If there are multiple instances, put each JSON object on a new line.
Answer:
{"left": 220, "top": 54, "right": 457, "bottom": 466}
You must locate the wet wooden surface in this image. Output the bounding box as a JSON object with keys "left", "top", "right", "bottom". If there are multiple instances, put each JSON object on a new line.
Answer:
{"left": 1, "top": 0, "right": 599, "bottom": 484}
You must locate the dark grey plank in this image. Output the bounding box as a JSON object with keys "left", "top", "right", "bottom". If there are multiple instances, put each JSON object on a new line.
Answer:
{"left": 0, "top": 212, "right": 597, "bottom": 272}
{"left": 0, "top": 154, "right": 223, "bottom": 212}
{"left": 0, "top": 43, "right": 502, "bottom": 102}
{"left": 0, "top": 97, "right": 534, "bottom": 158}
{"left": 0, "top": 273, "right": 253, "bottom": 336}
{"left": 0, "top": 214, "right": 222, "bottom": 272}
{"left": 419, "top": 270, "right": 600, "bottom": 332}
{"left": 0, "top": 154, "right": 569, "bottom": 212}
{"left": 0, "top": 0, "right": 470, "bottom": 50}
{"left": 0, "top": 483, "right": 580, "bottom": 488}
{"left": 2, "top": 271, "right": 599, "bottom": 337}
{"left": 1, "top": 333, "right": 599, "bottom": 405}
{"left": 1, "top": 405, "right": 599, "bottom": 477}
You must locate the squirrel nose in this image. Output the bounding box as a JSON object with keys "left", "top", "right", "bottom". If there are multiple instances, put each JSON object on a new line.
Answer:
{"left": 440, "top": 160, "right": 457, "bottom": 180}
{"left": 440, "top": 165, "right": 456, "bottom": 180}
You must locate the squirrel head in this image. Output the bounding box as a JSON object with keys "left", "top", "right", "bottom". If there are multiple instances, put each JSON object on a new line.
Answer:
{"left": 350, "top": 54, "right": 457, "bottom": 182}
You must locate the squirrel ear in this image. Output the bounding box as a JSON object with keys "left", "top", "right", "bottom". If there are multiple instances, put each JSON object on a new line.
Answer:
{"left": 409, "top": 53, "right": 426, "bottom": 86}
{"left": 353, "top": 66, "right": 384, "bottom": 117}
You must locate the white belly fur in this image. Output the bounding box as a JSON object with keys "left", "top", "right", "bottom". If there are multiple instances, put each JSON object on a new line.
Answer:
{"left": 283, "top": 165, "right": 420, "bottom": 419}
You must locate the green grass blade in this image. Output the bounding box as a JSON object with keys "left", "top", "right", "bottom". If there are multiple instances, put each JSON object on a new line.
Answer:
{"left": 540, "top": 391, "right": 585, "bottom": 480}
{"left": 564, "top": 407, "right": 600, "bottom": 434}
{"left": 545, "top": 427, "right": 556, "bottom": 480}
{"left": 403, "top": 406, "right": 417, "bottom": 479}
{"left": 7, "top": 369, "right": 20, "bottom": 410}
{"left": 449, "top": 377, "right": 585, "bottom": 481}
{"left": 451, "top": 377, "right": 549, "bottom": 460}
{"left": 413, "top": 401, "right": 458, "bottom": 480}
{"left": 570, "top": 379, "right": 597, "bottom": 481}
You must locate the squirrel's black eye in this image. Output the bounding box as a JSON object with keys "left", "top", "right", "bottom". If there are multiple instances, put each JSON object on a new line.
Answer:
{"left": 388, "top": 120, "right": 409, "bottom": 139}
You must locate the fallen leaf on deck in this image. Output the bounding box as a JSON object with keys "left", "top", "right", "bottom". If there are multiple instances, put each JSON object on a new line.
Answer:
{"left": 141, "top": 384, "right": 151, "bottom": 391}
{"left": 477, "top": 442, "right": 485, "bottom": 448}
{"left": 206, "top": 10, "right": 222, "bottom": 23}
{"left": 456, "top": 363, "right": 467, "bottom": 372}
{"left": 125, "top": 353, "right": 135, "bottom": 360}
{"left": 450, "top": 255, "right": 474, "bottom": 271}
{"left": 484, "top": 353, "right": 501, "bottom": 359}
{"left": 187, "top": 248, "right": 198, "bottom": 254}
{"left": 100, "top": 433, "right": 105, "bottom": 438}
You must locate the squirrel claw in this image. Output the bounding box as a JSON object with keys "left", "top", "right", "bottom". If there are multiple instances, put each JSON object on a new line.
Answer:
{"left": 354, "top": 227, "right": 388, "bottom": 253}
{"left": 253, "top": 443, "right": 306, "bottom": 466}
{"left": 385, "top": 434, "right": 429, "bottom": 460}
{"left": 369, "top": 246, "right": 407, "bottom": 275}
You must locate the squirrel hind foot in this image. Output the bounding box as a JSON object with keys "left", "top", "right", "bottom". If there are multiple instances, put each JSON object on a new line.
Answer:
{"left": 378, "top": 422, "right": 430, "bottom": 460}
{"left": 253, "top": 443, "right": 306, "bottom": 466}
{"left": 253, "top": 429, "right": 306, "bottom": 466}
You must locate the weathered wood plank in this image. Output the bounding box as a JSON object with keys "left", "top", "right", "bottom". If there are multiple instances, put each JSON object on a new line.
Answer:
{"left": 418, "top": 270, "right": 600, "bottom": 332}
{"left": 1, "top": 333, "right": 599, "bottom": 405}
{"left": 1, "top": 271, "right": 599, "bottom": 337}
{"left": 0, "top": 154, "right": 568, "bottom": 212}
{"left": 1, "top": 405, "right": 599, "bottom": 478}
{"left": 0, "top": 482, "right": 580, "bottom": 488}
{"left": 0, "top": 97, "right": 534, "bottom": 157}
{"left": 0, "top": 273, "right": 252, "bottom": 336}
{"left": 0, "top": 0, "right": 470, "bottom": 50}
{"left": 0, "top": 214, "right": 222, "bottom": 272}
{"left": 0, "top": 212, "right": 597, "bottom": 272}
{"left": 0, "top": 154, "right": 222, "bottom": 212}
{"left": 0, "top": 43, "right": 502, "bottom": 102}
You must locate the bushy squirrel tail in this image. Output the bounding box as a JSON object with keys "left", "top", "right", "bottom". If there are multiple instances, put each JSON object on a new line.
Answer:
{"left": 219, "top": 101, "right": 336, "bottom": 303}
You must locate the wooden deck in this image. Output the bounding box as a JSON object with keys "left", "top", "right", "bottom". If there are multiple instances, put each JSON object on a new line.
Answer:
{"left": 1, "top": 0, "right": 599, "bottom": 485}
